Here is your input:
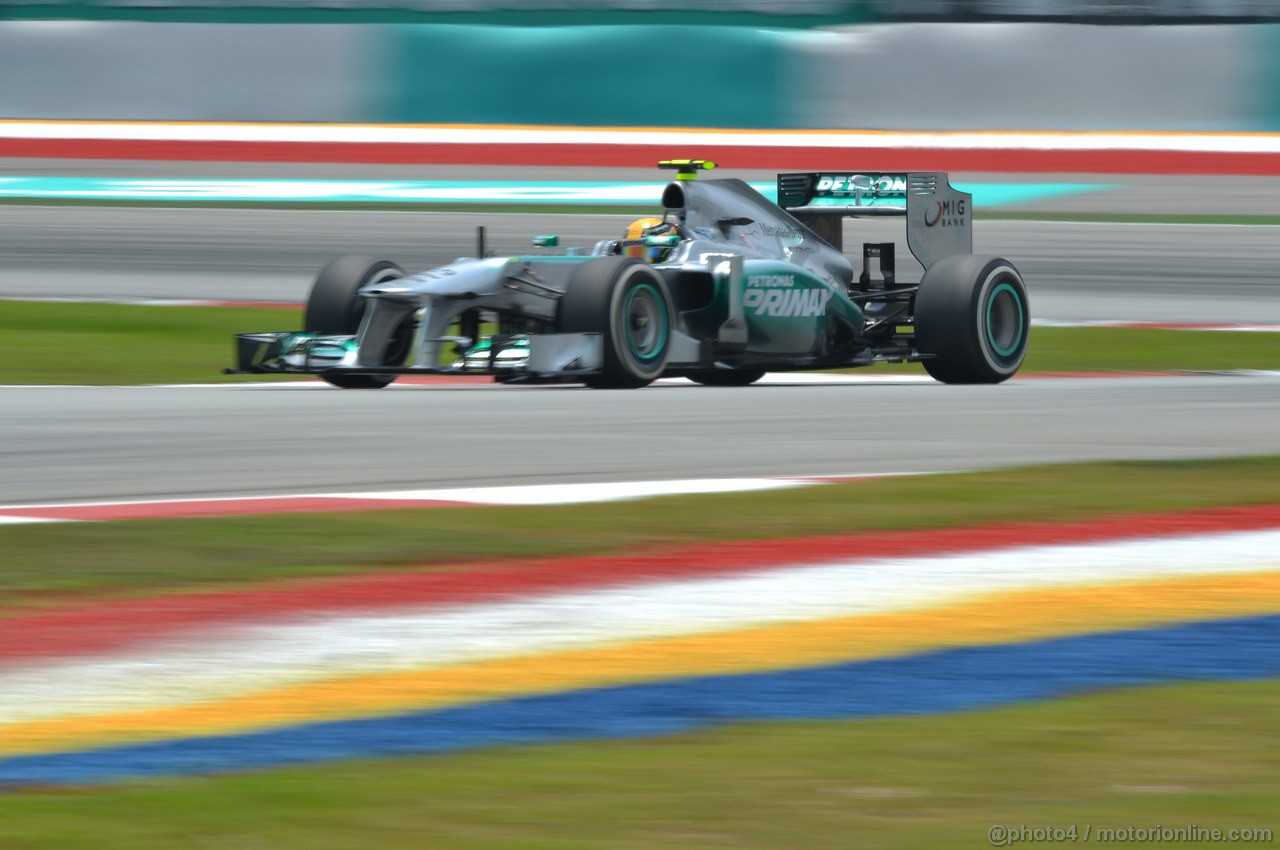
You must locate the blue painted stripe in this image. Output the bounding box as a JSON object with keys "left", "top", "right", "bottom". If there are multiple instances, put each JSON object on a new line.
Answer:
{"left": 6, "top": 614, "right": 1273, "bottom": 786}
{"left": 0, "top": 177, "right": 1112, "bottom": 207}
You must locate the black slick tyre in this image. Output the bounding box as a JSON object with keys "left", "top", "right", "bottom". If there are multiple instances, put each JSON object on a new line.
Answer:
{"left": 559, "top": 257, "right": 674, "bottom": 389}
{"left": 304, "top": 255, "right": 406, "bottom": 389}
{"left": 914, "top": 254, "right": 1029, "bottom": 384}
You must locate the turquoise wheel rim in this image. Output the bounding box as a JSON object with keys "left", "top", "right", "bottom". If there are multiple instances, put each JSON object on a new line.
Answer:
{"left": 623, "top": 282, "right": 668, "bottom": 362}
{"left": 985, "top": 281, "right": 1024, "bottom": 359}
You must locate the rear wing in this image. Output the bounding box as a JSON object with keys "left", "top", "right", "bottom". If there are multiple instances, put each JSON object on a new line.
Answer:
{"left": 777, "top": 172, "right": 971, "bottom": 270}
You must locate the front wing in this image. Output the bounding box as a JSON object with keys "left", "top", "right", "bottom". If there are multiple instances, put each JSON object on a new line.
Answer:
{"left": 228, "top": 331, "right": 605, "bottom": 379}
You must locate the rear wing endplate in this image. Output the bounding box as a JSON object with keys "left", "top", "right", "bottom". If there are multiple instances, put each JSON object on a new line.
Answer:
{"left": 777, "top": 172, "right": 972, "bottom": 270}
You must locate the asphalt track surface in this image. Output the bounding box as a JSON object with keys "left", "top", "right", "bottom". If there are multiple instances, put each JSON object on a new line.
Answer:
{"left": 3, "top": 374, "right": 1280, "bottom": 505}
{"left": 1, "top": 204, "right": 1279, "bottom": 324}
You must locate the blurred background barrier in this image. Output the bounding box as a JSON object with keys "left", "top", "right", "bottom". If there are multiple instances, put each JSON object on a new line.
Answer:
{"left": 1, "top": 19, "right": 1279, "bottom": 130}
{"left": 3, "top": 0, "right": 1280, "bottom": 25}
{"left": 387, "top": 25, "right": 802, "bottom": 128}
{"left": 0, "top": 0, "right": 875, "bottom": 27}
{"left": 798, "top": 23, "right": 1271, "bottom": 131}
{"left": 0, "top": 23, "right": 808, "bottom": 126}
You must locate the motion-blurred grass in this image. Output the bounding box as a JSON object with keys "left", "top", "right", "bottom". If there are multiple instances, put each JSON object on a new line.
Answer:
{"left": 0, "top": 302, "right": 307, "bottom": 385}
{"left": 1, "top": 679, "right": 1275, "bottom": 849}
{"left": 3, "top": 456, "right": 1280, "bottom": 610}
{"left": 0, "top": 301, "right": 1276, "bottom": 385}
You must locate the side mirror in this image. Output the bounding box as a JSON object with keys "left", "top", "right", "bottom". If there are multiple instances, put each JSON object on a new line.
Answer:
{"left": 531, "top": 235, "right": 559, "bottom": 248}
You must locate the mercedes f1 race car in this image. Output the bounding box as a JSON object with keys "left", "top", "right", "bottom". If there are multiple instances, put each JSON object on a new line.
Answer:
{"left": 229, "top": 160, "right": 1028, "bottom": 388}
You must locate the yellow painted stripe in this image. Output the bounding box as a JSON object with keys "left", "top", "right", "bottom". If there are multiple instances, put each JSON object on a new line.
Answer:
{"left": 3, "top": 570, "right": 1278, "bottom": 759}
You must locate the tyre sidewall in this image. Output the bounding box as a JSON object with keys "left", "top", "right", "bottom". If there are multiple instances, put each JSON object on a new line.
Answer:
{"left": 916, "top": 255, "right": 1029, "bottom": 383}
{"left": 305, "top": 256, "right": 404, "bottom": 335}
{"left": 304, "top": 255, "right": 406, "bottom": 389}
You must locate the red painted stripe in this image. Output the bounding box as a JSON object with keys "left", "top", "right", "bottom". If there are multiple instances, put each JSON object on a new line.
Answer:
{"left": 205, "top": 300, "right": 299, "bottom": 309}
{"left": 1100, "top": 322, "right": 1280, "bottom": 331}
{"left": 6, "top": 138, "right": 1280, "bottom": 175}
{"left": 2, "top": 503, "right": 1278, "bottom": 665}
{"left": 393, "top": 375, "right": 495, "bottom": 386}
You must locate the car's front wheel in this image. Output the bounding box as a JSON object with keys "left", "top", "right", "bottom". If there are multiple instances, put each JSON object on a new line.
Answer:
{"left": 559, "top": 257, "right": 674, "bottom": 389}
{"left": 305, "top": 255, "right": 407, "bottom": 389}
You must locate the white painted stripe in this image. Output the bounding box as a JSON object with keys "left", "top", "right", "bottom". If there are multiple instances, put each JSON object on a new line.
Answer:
{"left": 0, "top": 296, "right": 292, "bottom": 308}
{"left": 0, "top": 473, "right": 914, "bottom": 515}
{"left": 1, "top": 527, "right": 1277, "bottom": 725}
{"left": 328, "top": 478, "right": 810, "bottom": 506}
{"left": 0, "top": 516, "right": 71, "bottom": 526}
{"left": 5, "top": 121, "right": 1280, "bottom": 154}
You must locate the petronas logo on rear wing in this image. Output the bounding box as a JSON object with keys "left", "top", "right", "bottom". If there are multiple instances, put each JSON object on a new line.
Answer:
{"left": 814, "top": 174, "right": 908, "bottom": 198}
{"left": 779, "top": 173, "right": 908, "bottom": 211}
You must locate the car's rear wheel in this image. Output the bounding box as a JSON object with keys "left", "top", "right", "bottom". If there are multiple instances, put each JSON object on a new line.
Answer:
{"left": 305, "top": 255, "right": 407, "bottom": 389}
{"left": 686, "top": 369, "right": 766, "bottom": 387}
{"left": 914, "top": 254, "right": 1029, "bottom": 384}
{"left": 559, "top": 257, "right": 674, "bottom": 389}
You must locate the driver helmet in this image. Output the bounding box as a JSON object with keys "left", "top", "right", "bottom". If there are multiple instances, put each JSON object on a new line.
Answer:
{"left": 624, "top": 217, "right": 680, "bottom": 263}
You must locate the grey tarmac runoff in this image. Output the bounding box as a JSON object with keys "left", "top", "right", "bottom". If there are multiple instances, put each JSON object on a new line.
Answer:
{"left": 1, "top": 373, "right": 1279, "bottom": 506}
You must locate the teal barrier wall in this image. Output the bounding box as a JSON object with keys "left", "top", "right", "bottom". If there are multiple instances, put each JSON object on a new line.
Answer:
{"left": 1248, "top": 24, "right": 1280, "bottom": 131}
{"left": 385, "top": 25, "right": 801, "bottom": 128}
{"left": 0, "top": 21, "right": 1274, "bottom": 131}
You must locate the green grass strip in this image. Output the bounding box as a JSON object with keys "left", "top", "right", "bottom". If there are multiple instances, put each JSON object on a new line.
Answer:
{"left": 4, "top": 456, "right": 1280, "bottom": 610}
{"left": 965, "top": 325, "right": 1274, "bottom": 375}
{"left": 0, "top": 302, "right": 307, "bottom": 386}
{"left": 0, "top": 679, "right": 1275, "bottom": 848}
{"left": 0, "top": 301, "right": 1277, "bottom": 386}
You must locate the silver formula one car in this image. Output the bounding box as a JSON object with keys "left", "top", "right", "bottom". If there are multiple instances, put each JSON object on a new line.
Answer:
{"left": 229, "top": 160, "right": 1028, "bottom": 388}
